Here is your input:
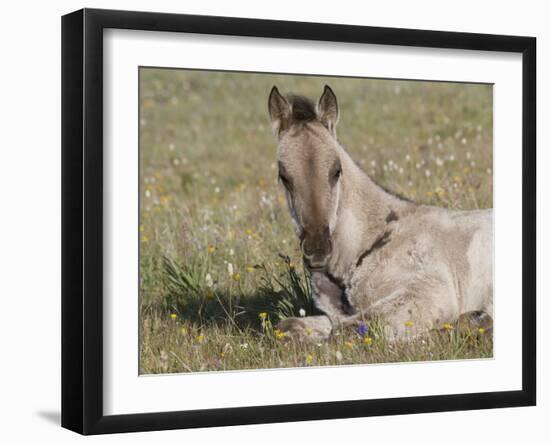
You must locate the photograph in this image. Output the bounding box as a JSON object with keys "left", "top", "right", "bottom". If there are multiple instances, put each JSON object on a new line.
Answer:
{"left": 139, "top": 68, "right": 494, "bottom": 374}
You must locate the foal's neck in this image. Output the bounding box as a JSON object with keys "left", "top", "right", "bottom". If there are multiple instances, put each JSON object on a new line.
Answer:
{"left": 330, "top": 148, "right": 415, "bottom": 276}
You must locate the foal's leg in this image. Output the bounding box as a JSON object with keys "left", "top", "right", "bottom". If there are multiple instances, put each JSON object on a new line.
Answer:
{"left": 276, "top": 272, "right": 350, "bottom": 341}
{"left": 365, "top": 285, "right": 454, "bottom": 341}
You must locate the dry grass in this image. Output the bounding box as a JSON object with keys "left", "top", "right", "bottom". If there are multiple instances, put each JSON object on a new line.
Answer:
{"left": 139, "top": 68, "right": 493, "bottom": 374}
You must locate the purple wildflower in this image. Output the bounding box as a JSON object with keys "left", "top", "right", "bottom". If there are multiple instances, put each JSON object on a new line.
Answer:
{"left": 356, "top": 323, "right": 369, "bottom": 337}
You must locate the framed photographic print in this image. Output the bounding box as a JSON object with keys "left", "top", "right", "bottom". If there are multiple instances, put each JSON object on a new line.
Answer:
{"left": 61, "top": 8, "right": 536, "bottom": 435}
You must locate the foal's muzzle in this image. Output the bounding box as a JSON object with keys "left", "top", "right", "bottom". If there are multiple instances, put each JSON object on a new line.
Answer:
{"left": 301, "top": 226, "right": 332, "bottom": 270}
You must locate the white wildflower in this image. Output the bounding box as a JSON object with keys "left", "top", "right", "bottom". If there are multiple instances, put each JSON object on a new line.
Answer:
{"left": 227, "top": 262, "right": 234, "bottom": 277}
{"left": 299, "top": 308, "right": 306, "bottom": 317}
{"left": 205, "top": 273, "right": 213, "bottom": 288}
{"left": 425, "top": 169, "right": 431, "bottom": 177}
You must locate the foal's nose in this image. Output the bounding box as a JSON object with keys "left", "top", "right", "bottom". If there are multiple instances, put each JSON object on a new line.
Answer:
{"left": 302, "top": 226, "right": 332, "bottom": 268}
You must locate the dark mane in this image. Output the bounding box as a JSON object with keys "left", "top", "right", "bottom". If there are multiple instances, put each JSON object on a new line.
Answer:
{"left": 287, "top": 94, "right": 317, "bottom": 122}
{"left": 376, "top": 181, "right": 414, "bottom": 203}
{"left": 351, "top": 157, "right": 413, "bottom": 203}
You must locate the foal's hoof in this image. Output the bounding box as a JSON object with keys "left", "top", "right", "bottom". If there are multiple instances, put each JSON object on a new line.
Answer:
{"left": 276, "top": 318, "right": 310, "bottom": 341}
{"left": 456, "top": 311, "right": 493, "bottom": 336}
{"left": 275, "top": 317, "right": 330, "bottom": 342}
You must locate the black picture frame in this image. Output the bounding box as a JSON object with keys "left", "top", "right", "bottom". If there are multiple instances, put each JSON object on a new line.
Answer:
{"left": 61, "top": 8, "right": 536, "bottom": 435}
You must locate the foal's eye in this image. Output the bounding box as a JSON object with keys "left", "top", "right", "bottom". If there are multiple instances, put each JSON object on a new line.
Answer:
{"left": 331, "top": 167, "right": 342, "bottom": 184}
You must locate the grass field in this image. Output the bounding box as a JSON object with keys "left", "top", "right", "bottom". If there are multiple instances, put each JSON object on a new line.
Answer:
{"left": 139, "top": 68, "right": 493, "bottom": 374}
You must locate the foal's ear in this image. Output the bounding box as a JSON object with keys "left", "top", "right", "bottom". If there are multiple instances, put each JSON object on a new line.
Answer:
{"left": 268, "top": 86, "right": 291, "bottom": 137}
{"left": 318, "top": 85, "right": 339, "bottom": 137}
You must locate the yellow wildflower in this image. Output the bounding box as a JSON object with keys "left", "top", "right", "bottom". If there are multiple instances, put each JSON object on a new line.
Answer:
{"left": 478, "top": 327, "right": 485, "bottom": 335}
{"left": 305, "top": 354, "right": 313, "bottom": 364}
{"left": 170, "top": 313, "right": 177, "bottom": 320}
{"left": 196, "top": 334, "right": 205, "bottom": 343}
{"left": 363, "top": 336, "right": 373, "bottom": 345}
{"left": 232, "top": 273, "right": 241, "bottom": 282}
{"left": 247, "top": 266, "right": 255, "bottom": 273}
{"left": 426, "top": 191, "right": 434, "bottom": 198}
{"left": 463, "top": 166, "right": 471, "bottom": 174}
{"left": 141, "top": 235, "right": 149, "bottom": 243}
{"left": 259, "top": 312, "right": 268, "bottom": 320}
{"left": 306, "top": 327, "right": 313, "bottom": 336}
{"left": 274, "top": 329, "right": 286, "bottom": 340}
{"left": 344, "top": 341, "right": 353, "bottom": 349}
{"left": 139, "top": 225, "right": 144, "bottom": 232}
{"left": 180, "top": 327, "right": 188, "bottom": 336}
{"left": 245, "top": 229, "right": 253, "bottom": 236}
{"left": 443, "top": 323, "right": 454, "bottom": 331}
{"left": 453, "top": 175, "right": 462, "bottom": 182}
{"left": 404, "top": 320, "right": 414, "bottom": 327}
{"left": 207, "top": 245, "right": 215, "bottom": 253}
{"left": 435, "top": 187, "right": 446, "bottom": 197}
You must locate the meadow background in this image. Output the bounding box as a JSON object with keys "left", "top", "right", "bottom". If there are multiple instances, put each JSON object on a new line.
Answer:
{"left": 139, "top": 68, "right": 493, "bottom": 374}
